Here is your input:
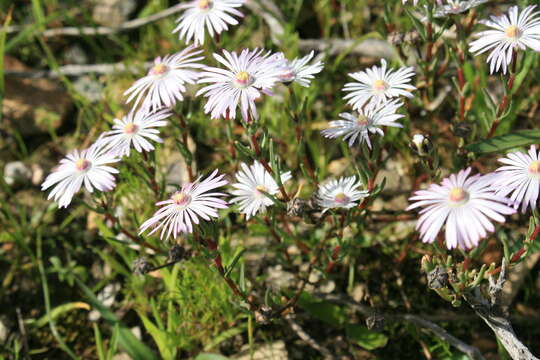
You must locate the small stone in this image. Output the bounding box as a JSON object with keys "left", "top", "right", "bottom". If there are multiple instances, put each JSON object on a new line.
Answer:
{"left": 4, "top": 161, "right": 32, "bottom": 187}
{"left": 73, "top": 76, "right": 103, "bottom": 103}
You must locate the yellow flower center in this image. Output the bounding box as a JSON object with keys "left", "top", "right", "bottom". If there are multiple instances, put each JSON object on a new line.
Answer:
{"left": 448, "top": 187, "right": 468, "bottom": 204}
{"left": 372, "top": 79, "right": 388, "bottom": 93}
{"left": 75, "top": 158, "right": 90, "bottom": 171}
{"left": 528, "top": 161, "right": 540, "bottom": 174}
{"left": 150, "top": 63, "right": 169, "bottom": 76}
{"left": 505, "top": 25, "right": 519, "bottom": 39}
{"left": 198, "top": 0, "right": 211, "bottom": 10}
{"left": 234, "top": 71, "right": 252, "bottom": 87}
{"left": 357, "top": 115, "right": 369, "bottom": 126}
{"left": 255, "top": 185, "right": 267, "bottom": 194}
{"left": 124, "top": 122, "right": 138, "bottom": 134}
{"left": 334, "top": 192, "right": 349, "bottom": 204}
{"left": 172, "top": 192, "right": 191, "bottom": 206}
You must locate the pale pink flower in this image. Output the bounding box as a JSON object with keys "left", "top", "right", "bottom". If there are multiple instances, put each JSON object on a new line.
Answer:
{"left": 407, "top": 168, "right": 515, "bottom": 249}
{"left": 41, "top": 142, "right": 120, "bottom": 208}
{"left": 100, "top": 109, "right": 171, "bottom": 157}
{"left": 124, "top": 46, "right": 204, "bottom": 112}
{"left": 316, "top": 176, "right": 368, "bottom": 212}
{"left": 469, "top": 5, "right": 540, "bottom": 74}
{"left": 173, "top": 0, "right": 245, "bottom": 45}
{"left": 491, "top": 145, "right": 540, "bottom": 213}
{"left": 139, "top": 169, "right": 228, "bottom": 240}
{"left": 197, "top": 48, "right": 285, "bottom": 121}
{"left": 343, "top": 59, "right": 416, "bottom": 110}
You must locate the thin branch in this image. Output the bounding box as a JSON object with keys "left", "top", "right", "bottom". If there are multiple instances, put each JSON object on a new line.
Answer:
{"left": 4, "top": 61, "right": 152, "bottom": 78}
{"left": 6, "top": 3, "right": 186, "bottom": 37}
{"left": 464, "top": 259, "right": 539, "bottom": 360}
{"left": 317, "top": 294, "right": 486, "bottom": 360}
{"left": 285, "top": 315, "right": 335, "bottom": 360}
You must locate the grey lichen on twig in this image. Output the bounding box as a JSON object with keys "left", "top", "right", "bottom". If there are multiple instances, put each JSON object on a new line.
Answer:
{"left": 464, "top": 258, "right": 539, "bottom": 360}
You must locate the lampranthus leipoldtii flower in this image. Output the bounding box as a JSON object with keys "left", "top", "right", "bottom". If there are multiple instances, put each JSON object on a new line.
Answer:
{"left": 100, "top": 108, "right": 171, "bottom": 157}
{"left": 173, "top": 0, "right": 245, "bottom": 45}
{"left": 343, "top": 59, "right": 416, "bottom": 110}
{"left": 197, "top": 48, "right": 286, "bottom": 121}
{"left": 491, "top": 145, "right": 540, "bottom": 213}
{"left": 230, "top": 162, "right": 292, "bottom": 219}
{"left": 407, "top": 168, "right": 516, "bottom": 249}
{"left": 139, "top": 169, "right": 228, "bottom": 240}
{"left": 41, "top": 142, "right": 120, "bottom": 208}
{"left": 124, "top": 46, "right": 204, "bottom": 112}
{"left": 469, "top": 5, "right": 540, "bottom": 74}
{"left": 321, "top": 99, "right": 404, "bottom": 148}
{"left": 316, "top": 176, "right": 369, "bottom": 212}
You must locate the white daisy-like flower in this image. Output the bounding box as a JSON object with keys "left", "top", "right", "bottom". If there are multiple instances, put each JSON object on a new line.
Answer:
{"left": 407, "top": 168, "right": 515, "bottom": 250}
{"left": 41, "top": 142, "right": 120, "bottom": 208}
{"left": 197, "top": 48, "right": 286, "bottom": 121}
{"left": 316, "top": 176, "right": 369, "bottom": 212}
{"left": 321, "top": 99, "right": 404, "bottom": 148}
{"left": 173, "top": 0, "right": 245, "bottom": 45}
{"left": 277, "top": 51, "right": 324, "bottom": 87}
{"left": 139, "top": 169, "right": 228, "bottom": 240}
{"left": 434, "top": 0, "right": 488, "bottom": 17}
{"left": 469, "top": 5, "right": 540, "bottom": 74}
{"left": 343, "top": 59, "right": 416, "bottom": 110}
{"left": 230, "top": 162, "right": 292, "bottom": 219}
{"left": 100, "top": 109, "right": 171, "bottom": 157}
{"left": 491, "top": 145, "right": 540, "bottom": 213}
{"left": 124, "top": 46, "right": 204, "bottom": 112}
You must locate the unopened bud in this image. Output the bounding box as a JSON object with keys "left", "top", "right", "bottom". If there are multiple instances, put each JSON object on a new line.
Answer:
{"left": 133, "top": 257, "right": 151, "bottom": 276}
{"left": 410, "top": 134, "right": 433, "bottom": 157}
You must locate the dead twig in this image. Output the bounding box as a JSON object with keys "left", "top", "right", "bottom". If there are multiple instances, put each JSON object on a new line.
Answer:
{"left": 6, "top": 3, "right": 186, "bottom": 37}
{"left": 285, "top": 315, "right": 335, "bottom": 360}
{"left": 464, "top": 259, "right": 539, "bottom": 360}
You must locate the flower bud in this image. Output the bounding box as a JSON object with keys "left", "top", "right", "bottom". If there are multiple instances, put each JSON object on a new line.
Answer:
{"left": 410, "top": 134, "right": 433, "bottom": 157}
{"left": 132, "top": 257, "right": 151, "bottom": 276}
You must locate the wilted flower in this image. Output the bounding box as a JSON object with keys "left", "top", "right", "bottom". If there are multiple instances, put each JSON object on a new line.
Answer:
{"left": 278, "top": 51, "right": 324, "bottom": 87}
{"left": 321, "top": 99, "right": 404, "bottom": 148}
{"left": 41, "top": 142, "right": 120, "bottom": 208}
{"left": 407, "top": 168, "right": 515, "bottom": 249}
{"left": 491, "top": 145, "right": 540, "bottom": 213}
{"left": 343, "top": 59, "right": 416, "bottom": 110}
{"left": 230, "top": 162, "right": 292, "bottom": 219}
{"left": 197, "top": 48, "right": 285, "bottom": 121}
{"left": 469, "top": 5, "right": 540, "bottom": 74}
{"left": 124, "top": 46, "right": 204, "bottom": 111}
{"left": 100, "top": 109, "right": 171, "bottom": 157}
{"left": 173, "top": 0, "right": 245, "bottom": 45}
{"left": 139, "top": 169, "right": 228, "bottom": 240}
{"left": 316, "top": 176, "right": 369, "bottom": 212}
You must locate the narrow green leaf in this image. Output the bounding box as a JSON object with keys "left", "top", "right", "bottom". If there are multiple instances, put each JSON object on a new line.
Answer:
{"left": 195, "top": 354, "right": 230, "bottom": 360}
{"left": 466, "top": 130, "right": 540, "bottom": 154}
{"left": 75, "top": 279, "right": 159, "bottom": 360}
{"left": 345, "top": 324, "right": 388, "bottom": 350}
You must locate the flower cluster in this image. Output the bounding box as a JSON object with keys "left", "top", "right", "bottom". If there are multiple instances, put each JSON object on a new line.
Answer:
{"left": 41, "top": 0, "right": 540, "bottom": 254}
